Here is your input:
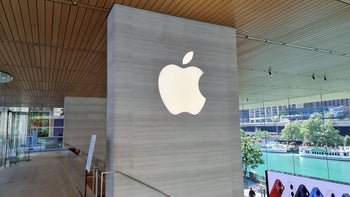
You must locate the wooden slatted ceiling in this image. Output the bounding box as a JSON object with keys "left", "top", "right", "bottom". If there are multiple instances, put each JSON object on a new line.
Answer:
{"left": 0, "top": 0, "right": 108, "bottom": 107}
{"left": 0, "top": 0, "right": 350, "bottom": 108}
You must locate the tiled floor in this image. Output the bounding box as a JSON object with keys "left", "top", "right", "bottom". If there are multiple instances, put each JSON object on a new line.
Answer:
{"left": 0, "top": 151, "right": 82, "bottom": 197}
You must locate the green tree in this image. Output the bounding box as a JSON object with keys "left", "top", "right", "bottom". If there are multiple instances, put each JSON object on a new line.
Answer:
{"left": 240, "top": 129, "right": 246, "bottom": 137}
{"left": 272, "top": 115, "right": 280, "bottom": 122}
{"left": 344, "top": 135, "right": 350, "bottom": 146}
{"left": 281, "top": 122, "right": 303, "bottom": 141}
{"left": 320, "top": 121, "right": 342, "bottom": 146}
{"left": 311, "top": 112, "right": 323, "bottom": 119}
{"left": 301, "top": 117, "right": 323, "bottom": 145}
{"left": 241, "top": 135, "right": 264, "bottom": 180}
{"left": 254, "top": 128, "right": 271, "bottom": 142}
{"left": 301, "top": 118, "right": 342, "bottom": 146}
{"left": 324, "top": 112, "right": 332, "bottom": 119}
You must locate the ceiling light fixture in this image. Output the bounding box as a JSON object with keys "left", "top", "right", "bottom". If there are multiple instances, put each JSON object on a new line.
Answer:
{"left": 0, "top": 70, "right": 13, "bottom": 84}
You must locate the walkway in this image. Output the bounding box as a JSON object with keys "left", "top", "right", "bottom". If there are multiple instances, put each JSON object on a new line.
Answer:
{"left": 0, "top": 151, "right": 81, "bottom": 197}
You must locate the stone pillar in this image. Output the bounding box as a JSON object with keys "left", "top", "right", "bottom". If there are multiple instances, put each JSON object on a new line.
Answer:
{"left": 107, "top": 5, "right": 242, "bottom": 197}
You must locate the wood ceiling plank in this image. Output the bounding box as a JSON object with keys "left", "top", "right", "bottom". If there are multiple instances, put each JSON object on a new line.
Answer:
{"left": 82, "top": 53, "right": 105, "bottom": 74}
{"left": 158, "top": 0, "right": 183, "bottom": 14}
{"left": 133, "top": 0, "right": 148, "bottom": 9}
{"left": 49, "top": 47, "right": 57, "bottom": 80}
{"left": 129, "top": 0, "right": 141, "bottom": 7}
{"left": 96, "top": 0, "right": 108, "bottom": 7}
{"left": 61, "top": 50, "right": 82, "bottom": 85}
{"left": 82, "top": 12, "right": 107, "bottom": 50}
{"left": 189, "top": 0, "right": 223, "bottom": 22}
{"left": 70, "top": 51, "right": 95, "bottom": 80}
{"left": 120, "top": 0, "right": 133, "bottom": 6}
{"left": 113, "top": 0, "right": 124, "bottom": 5}
{"left": 88, "top": 0, "right": 98, "bottom": 6}
{"left": 9, "top": 0, "right": 27, "bottom": 42}
{"left": 41, "top": 66, "right": 48, "bottom": 91}
{"left": 5, "top": 42, "right": 21, "bottom": 66}
{"left": 18, "top": 1, "right": 37, "bottom": 70}
{"left": 27, "top": 0, "right": 40, "bottom": 45}
{"left": 74, "top": 9, "right": 94, "bottom": 49}
{"left": 203, "top": 0, "right": 236, "bottom": 26}
{"left": 0, "top": 24, "right": 7, "bottom": 41}
{"left": 146, "top": 0, "right": 166, "bottom": 11}
{"left": 140, "top": 0, "right": 157, "bottom": 10}
{"left": 56, "top": 47, "right": 70, "bottom": 86}
{"left": 68, "top": 7, "right": 87, "bottom": 48}
{"left": 53, "top": 47, "right": 62, "bottom": 82}
{"left": 0, "top": 0, "right": 19, "bottom": 41}
{"left": 0, "top": 42, "right": 12, "bottom": 64}
{"left": 167, "top": 0, "right": 191, "bottom": 16}
{"left": 32, "top": 44, "right": 42, "bottom": 81}
{"left": 88, "top": 17, "right": 107, "bottom": 50}
{"left": 0, "top": 1, "right": 34, "bottom": 83}
{"left": 63, "top": 5, "right": 79, "bottom": 47}
{"left": 0, "top": 47, "right": 7, "bottom": 65}
{"left": 57, "top": 3, "right": 70, "bottom": 47}
{"left": 279, "top": 5, "right": 347, "bottom": 45}
{"left": 80, "top": 11, "right": 104, "bottom": 49}
{"left": 37, "top": 0, "right": 46, "bottom": 45}
{"left": 51, "top": 2, "right": 62, "bottom": 47}
{"left": 80, "top": 0, "right": 90, "bottom": 5}
{"left": 37, "top": 44, "right": 44, "bottom": 81}
{"left": 95, "top": 32, "right": 107, "bottom": 52}
{"left": 17, "top": 41, "right": 33, "bottom": 71}
{"left": 45, "top": 0, "right": 53, "bottom": 75}
{"left": 44, "top": 49, "right": 51, "bottom": 79}
{"left": 184, "top": 0, "right": 216, "bottom": 20}
{"left": 171, "top": 0, "right": 199, "bottom": 17}
{"left": 154, "top": 0, "right": 174, "bottom": 13}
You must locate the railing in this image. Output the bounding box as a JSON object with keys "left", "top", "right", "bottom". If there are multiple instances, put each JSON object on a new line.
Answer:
{"left": 59, "top": 149, "right": 171, "bottom": 197}
{"left": 5, "top": 136, "right": 66, "bottom": 167}
{"left": 27, "top": 136, "right": 66, "bottom": 152}
{"left": 99, "top": 170, "right": 172, "bottom": 197}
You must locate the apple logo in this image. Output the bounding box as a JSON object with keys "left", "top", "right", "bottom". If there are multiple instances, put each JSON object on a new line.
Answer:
{"left": 158, "top": 51, "right": 206, "bottom": 115}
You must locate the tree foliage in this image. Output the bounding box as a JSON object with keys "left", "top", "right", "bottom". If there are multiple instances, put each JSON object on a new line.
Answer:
{"left": 241, "top": 134, "right": 264, "bottom": 178}
{"left": 300, "top": 117, "right": 323, "bottom": 145}
{"left": 254, "top": 128, "right": 271, "bottom": 141}
{"left": 344, "top": 135, "right": 350, "bottom": 146}
{"left": 240, "top": 129, "right": 246, "bottom": 137}
{"left": 272, "top": 115, "right": 280, "bottom": 122}
{"left": 301, "top": 117, "right": 342, "bottom": 146}
{"left": 281, "top": 122, "right": 303, "bottom": 141}
{"left": 320, "top": 121, "right": 342, "bottom": 146}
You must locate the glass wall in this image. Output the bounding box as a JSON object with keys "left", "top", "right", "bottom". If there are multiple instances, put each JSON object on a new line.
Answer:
{"left": 0, "top": 107, "right": 64, "bottom": 167}
{"left": 240, "top": 93, "right": 350, "bottom": 195}
{"left": 0, "top": 108, "right": 7, "bottom": 167}
{"left": 26, "top": 108, "right": 64, "bottom": 152}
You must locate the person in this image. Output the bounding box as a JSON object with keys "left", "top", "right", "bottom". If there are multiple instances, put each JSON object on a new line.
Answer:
{"left": 249, "top": 187, "right": 256, "bottom": 197}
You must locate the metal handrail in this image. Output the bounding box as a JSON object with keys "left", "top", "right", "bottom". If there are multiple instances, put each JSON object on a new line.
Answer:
{"left": 100, "top": 170, "right": 172, "bottom": 197}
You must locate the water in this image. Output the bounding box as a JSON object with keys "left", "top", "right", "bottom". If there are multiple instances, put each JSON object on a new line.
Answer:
{"left": 249, "top": 152, "right": 350, "bottom": 184}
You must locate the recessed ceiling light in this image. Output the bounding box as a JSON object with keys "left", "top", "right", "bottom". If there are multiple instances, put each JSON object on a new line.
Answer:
{"left": 0, "top": 70, "right": 13, "bottom": 84}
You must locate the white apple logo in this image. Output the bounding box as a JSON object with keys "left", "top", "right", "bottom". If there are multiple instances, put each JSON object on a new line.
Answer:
{"left": 158, "top": 51, "right": 206, "bottom": 115}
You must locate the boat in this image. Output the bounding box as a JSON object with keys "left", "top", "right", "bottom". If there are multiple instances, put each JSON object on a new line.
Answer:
{"left": 259, "top": 142, "right": 296, "bottom": 153}
{"left": 299, "top": 146, "right": 350, "bottom": 161}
